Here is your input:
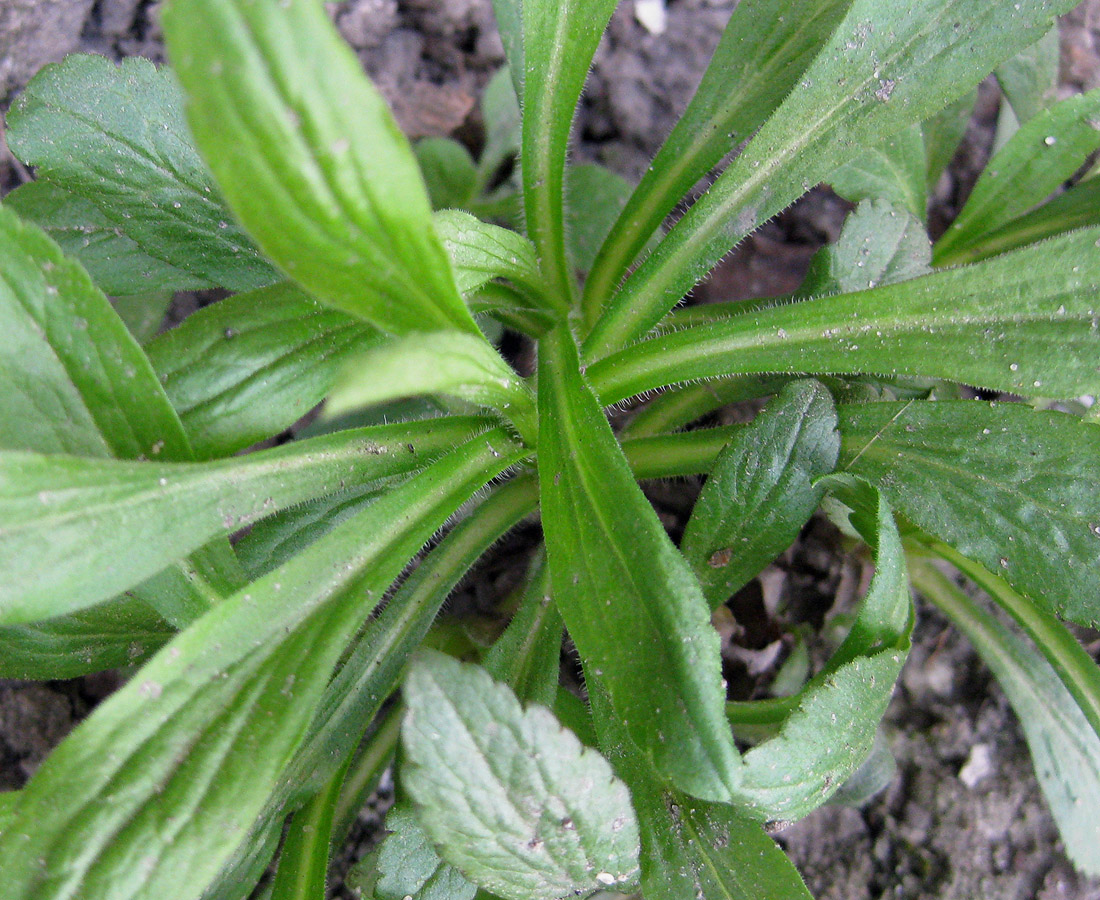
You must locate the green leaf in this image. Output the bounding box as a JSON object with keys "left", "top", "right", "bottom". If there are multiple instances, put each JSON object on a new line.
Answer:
{"left": 490, "top": 1, "right": 525, "bottom": 101}
{"left": 681, "top": 381, "right": 840, "bottom": 609}
{"left": 839, "top": 400, "right": 1100, "bottom": 627}
{"left": 2, "top": 181, "right": 211, "bottom": 296}
{"left": 726, "top": 475, "right": 911, "bottom": 820}
{"left": 326, "top": 333, "right": 537, "bottom": 443}
{"left": 564, "top": 164, "right": 637, "bottom": 277}
{"left": 537, "top": 324, "right": 741, "bottom": 801}
{"left": 5, "top": 55, "right": 278, "bottom": 293}
{"left": 479, "top": 67, "right": 522, "bottom": 185}
{"left": 829, "top": 123, "right": 927, "bottom": 220}
{"left": 111, "top": 291, "right": 173, "bottom": 345}
{"left": 590, "top": 687, "right": 812, "bottom": 900}
{"left": 433, "top": 210, "right": 548, "bottom": 304}
{"left": 361, "top": 804, "right": 477, "bottom": 900}
{"left": 0, "top": 417, "right": 489, "bottom": 624}
{"left": 268, "top": 761, "right": 346, "bottom": 900}
{"left": 521, "top": 0, "right": 619, "bottom": 301}
{"left": 0, "top": 204, "right": 191, "bottom": 460}
{"left": 581, "top": 0, "right": 854, "bottom": 324}
{"left": 401, "top": 650, "right": 641, "bottom": 900}
{"left": 416, "top": 138, "right": 478, "bottom": 210}
{"left": 483, "top": 555, "right": 563, "bottom": 708}
{"left": 996, "top": 23, "right": 1060, "bottom": 124}
{"left": 590, "top": 227, "right": 1100, "bottom": 407}
{"left": 935, "top": 88, "right": 1100, "bottom": 263}
{"left": 0, "top": 595, "right": 172, "bottom": 680}
{"left": 944, "top": 175, "right": 1100, "bottom": 264}
{"left": 0, "top": 430, "right": 523, "bottom": 900}
{"left": 584, "top": 0, "right": 1081, "bottom": 357}
{"left": 162, "top": 0, "right": 478, "bottom": 337}
{"left": 923, "top": 90, "right": 978, "bottom": 189}
{"left": 912, "top": 561, "right": 1100, "bottom": 876}
{"left": 204, "top": 478, "right": 539, "bottom": 900}
{"left": 798, "top": 199, "right": 931, "bottom": 298}
{"left": 146, "top": 284, "right": 374, "bottom": 459}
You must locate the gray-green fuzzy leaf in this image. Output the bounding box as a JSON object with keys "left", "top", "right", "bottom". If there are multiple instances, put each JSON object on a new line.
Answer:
{"left": 365, "top": 805, "right": 477, "bottom": 900}
{"left": 682, "top": 381, "right": 839, "bottom": 609}
{"left": 840, "top": 400, "right": 1100, "bottom": 627}
{"left": 996, "top": 23, "right": 1060, "bottom": 124}
{"left": 829, "top": 123, "right": 927, "bottom": 220}
{"left": 162, "top": 0, "right": 478, "bottom": 336}
{"left": 402, "top": 651, "right": 640, "bottom": 900}
{"left": 5, "top": 55, "right": 278, "bottom": 293}
{"left": 146, "top": 284, "right": 374, "bottom": 459}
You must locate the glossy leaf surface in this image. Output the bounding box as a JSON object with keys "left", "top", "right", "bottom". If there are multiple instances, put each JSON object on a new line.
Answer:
{"left": 402, "top": 651, "right": 640, "bottom": 900}
{"left": 538, "top": 325, "right": 741, "bottom": 801}
{"left": 681, "top": 381, "right": 839, "bottom": 609}
{"left": 433, "top": 210, "right": 547, "bottom": 304}
{"left": 146, "top": 284, "right": 373, "bottom": 459}
{"left": 5, "top": 54, "right": 278, "bottom": 293}
{"left": 840, "top": 400, "right": 1100, "bottom": 626}
{"left": 163, "top": 0, "right": 478, "bottom": 336}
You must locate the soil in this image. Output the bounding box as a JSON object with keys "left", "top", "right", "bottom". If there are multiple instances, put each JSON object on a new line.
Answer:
{"left": 3, "top": 2, "right": 1100, "bottom": 899}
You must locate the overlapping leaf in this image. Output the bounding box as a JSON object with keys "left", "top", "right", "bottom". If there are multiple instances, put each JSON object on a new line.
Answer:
{"left": 5, "top": 55, "right": 278, "bottom": 293}
{"left": 538, "top": 324, "right": 741, "bottom": 801}
{"left": 162, "top": 0, "right": 478, "bottom": 336}
{"left": 584, "top": 0, "right": 1081, "bottom": 356}
{"left": 0, "top": 431, "right": 523, "bottom": 900}
{"left": 0, "top": 417, "right": 488, "bottom": 624}
{"left": 681, "top": 381, "right": 839, "bottom": 608}
{"left": 840, "top": 400, "right": 1100, "bottom": 626}
{"left": 146, "top": 284, "right": 373, "bottom": 459}
{"left": 402, "top": 651, "right": 640, "bottom": 900}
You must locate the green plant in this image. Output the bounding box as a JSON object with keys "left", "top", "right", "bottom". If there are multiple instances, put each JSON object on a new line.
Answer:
{"left": 1, "top": 0, "right": 1099, "bottom": 897}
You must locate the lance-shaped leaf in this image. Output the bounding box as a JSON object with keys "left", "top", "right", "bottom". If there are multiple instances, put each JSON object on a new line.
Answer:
{"left": 0, "top": 204, "right": 240, "bottom": 622}
{"left": 0, "top": 417, "right": 488, "bottom": 624}
{"left": 912, "top": 561, "right": 1100, "bottom": 876}
{"left": 5, "top": 54, "right": 278, "bottom": 293}
{"left": 584, "top": 0, "right": 1080, "bottom": 357}
{"left": 416, "top": 138, "right": 478, "bottom": 210}
{"left": 588, "top": 685, "right": 812, "bottom": 900}
{"left": 326, "top": 333, "right": 537, "bottom": 444}
{"left": 3, "top": 181, "right": 207, "bottom": 297}
{"left": 935, "top": 88, "right": 1100, "bottom": 264}
{"left": 582, "top": 0, "right": 853, "bottom": 322}
{"left": 0, "top": 596, "right": 172, "bottom": 680}
{"left": 797, "top": 199, "right": 931, "bottom": 298}
{"left": 589, "top": 227, "right": 1100, "bottom": 407}
{"left": 829, "top": 123, "right": 927, "bottom": 221}
{"left": 0, "top": 204, "right": 190, "bottom": 460}
{"left": 0, "top": 429, "right": 523, "bottom": 900}
{"left": 538, "top": 324, "right": 741, "bottom": 801}
{"left": 996, "top": 23, "right": 1060, "bottom": 125}
{"left": 402, "top": 651, "right": 640, "bottom": 900}
{"left": 146, "top": 284, "right": 374, "bottom": 459}
{"left": 726, "top": 475, "right": 911, "bottom": 820}
{"left": 946, "top": 175, "right": 1100, "bottom": 264}
{"left": 521, "top": 0, "right": 619, "bottom": 301}
{"left": 923, "top": 90, "right": 978, "bottom": 188}
{"left": 162, "top": 0, "right": 478, "bottom": 337}
{"left": 839, "top": 400, "right": 1100, "bottom": 627}
{"left": 681, "top": 381, "right": 839, "bottom": 609}
{"left": 433, "top": 210, "right": 549, "bottom": 305}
